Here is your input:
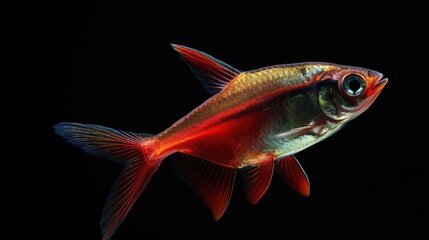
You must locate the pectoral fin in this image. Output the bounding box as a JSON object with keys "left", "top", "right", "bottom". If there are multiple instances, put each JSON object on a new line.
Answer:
{"left": 275, "top": 155, "right": 310, "bottom": 196}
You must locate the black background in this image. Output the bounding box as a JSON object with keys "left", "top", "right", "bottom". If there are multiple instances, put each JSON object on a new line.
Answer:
{"left": 50, "top": 2, "right": 426, "bottom": 239}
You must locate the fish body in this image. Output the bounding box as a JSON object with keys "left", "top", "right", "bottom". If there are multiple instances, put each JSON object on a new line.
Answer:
{"left": 157, "top": 63, "right": 336, "bottom": 164}
{"left": 54, "top": 45, "right": 387, "bottom": 240}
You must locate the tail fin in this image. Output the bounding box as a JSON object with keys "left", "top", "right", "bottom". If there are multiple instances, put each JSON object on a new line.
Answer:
{"left": 54, "top": 122, "right": 161, "bottom": 240}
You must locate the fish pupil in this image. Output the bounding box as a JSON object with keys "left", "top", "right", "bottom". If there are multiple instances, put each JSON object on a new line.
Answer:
{"left": 348, "top": 79, "right": 361, "bottom": 93}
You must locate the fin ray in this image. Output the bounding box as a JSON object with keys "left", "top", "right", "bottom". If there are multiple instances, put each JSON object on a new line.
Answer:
{"left": 54, "top": 122, "right": 150, "bottom": 165}
{"left": 174, "top": 154, "right": 236, "bottom": 220}
{"left": 275, "top": 155, "right": 310, "bottom": 196}
{"left": 240, "top": 157, "right": 274, "bottom": 204}
{"left": 100, "top": 160, "right": 160, "bottom": 240}
{"left": 54, "top": 122, "right": 160, "bottom": 240}
{"left": 172, "top": 44, "right": 241, "bottom": 95}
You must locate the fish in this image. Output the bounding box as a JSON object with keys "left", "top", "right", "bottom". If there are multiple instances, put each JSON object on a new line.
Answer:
{"left": 54, "top": 44, "right": 388, "bottom": 240}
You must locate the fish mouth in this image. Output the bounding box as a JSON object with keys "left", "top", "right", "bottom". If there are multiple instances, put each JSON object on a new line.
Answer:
{"left": 372, "top": 76, "right": 388, "bottom": 95}
{"left": 354, "top": 75, "right": 388, "bottom": 115}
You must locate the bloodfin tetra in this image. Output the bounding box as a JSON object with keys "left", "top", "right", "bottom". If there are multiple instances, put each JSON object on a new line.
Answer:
{"left": 54, "top": 45, "right": 388, "bottom": 240}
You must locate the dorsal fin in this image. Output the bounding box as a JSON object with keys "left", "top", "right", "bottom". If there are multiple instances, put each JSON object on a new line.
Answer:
{"left": 239, "top": 157, "right": 274, "bottom": 204}
{"left": 172, "top": 44, "right": 241, "bottom": 95}
{"left": 275, "top": 155, "right": 310, "bottom": 196}
{"left": 174, "top": 154, "right": 236, "bottom": 220}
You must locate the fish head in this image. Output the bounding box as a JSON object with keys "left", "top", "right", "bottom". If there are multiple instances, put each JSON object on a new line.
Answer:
{"left": 317, "top": 65, "right": 388, "bottom": 122}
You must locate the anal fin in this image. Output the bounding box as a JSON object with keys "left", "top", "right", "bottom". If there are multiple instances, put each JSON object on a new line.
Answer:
{"left": 174, "top": 154, "right": 236, "bottom": 220}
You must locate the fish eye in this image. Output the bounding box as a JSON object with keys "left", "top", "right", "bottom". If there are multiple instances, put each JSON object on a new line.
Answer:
{"left": 342, "top": 74, "right": 366, "bottom": 96}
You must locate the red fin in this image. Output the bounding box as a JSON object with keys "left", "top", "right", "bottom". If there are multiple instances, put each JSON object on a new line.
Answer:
{"left": 240, "top": 157, "right": 274, "bottom": 204}
{"left": 172, "top": 44, "right": 241, "bottom": 95}
{"left": 275, "top": 155, "right": 310, "bottom": 196}
{"left": 54, "top": 122, "right": 161, "bottom": 240}
{"left": 101, "top": 161, "right": 160, "bottom": 240}
{"left": 175, "top": 154, "right": 236, "bottom": 220}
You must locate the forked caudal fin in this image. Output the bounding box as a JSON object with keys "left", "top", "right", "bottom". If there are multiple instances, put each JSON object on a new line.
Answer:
{"left": 54, "top": 122, "right": 161, "bottom": 240}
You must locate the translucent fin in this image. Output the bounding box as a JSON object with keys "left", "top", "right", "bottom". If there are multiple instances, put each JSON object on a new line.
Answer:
{"left": 240, "top": 157, "right": 274, "bottom": 204}
{"left": 172, "top": 44, "right": 241, "bottom": 95}
{"left": 54, "top": 122, "right": 150, "bottom": 165}
{"left": 275, "top": 155, "right": 310, "bottom": 196}
{"left": 174, "top": 154, "right": 236, "bottom": 220}
{"left": 274, "top": 121, "right": 325, "bottom": 140}
{"left": 54, "top": 122, "right": 160, "bottom": 240}
{"left": 101, "top": 160, "right": 160, "bottom": 240}
{"left": 274, "top": 125, "right": 315, "bottom": 140}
